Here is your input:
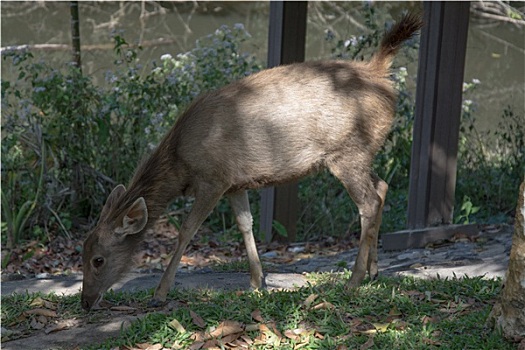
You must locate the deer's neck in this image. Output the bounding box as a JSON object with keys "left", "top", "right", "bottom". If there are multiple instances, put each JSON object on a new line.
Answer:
{"left": 119, "top": 147, "right": 181, "bottom": 227}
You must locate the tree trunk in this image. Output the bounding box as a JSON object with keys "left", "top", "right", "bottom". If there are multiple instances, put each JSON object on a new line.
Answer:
{"left": 70, "top": 1, "right": 82, "bottom": 72}
{"left": 489, "top": 179, "right": 525, "bottom": 344}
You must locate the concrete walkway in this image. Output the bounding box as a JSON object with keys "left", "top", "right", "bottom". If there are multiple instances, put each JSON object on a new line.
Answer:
{"left": 0, "top": 224, "right": 513, "bottom": 350}
{"left": 1, "top": 225, "right": 512, "bottom": 297}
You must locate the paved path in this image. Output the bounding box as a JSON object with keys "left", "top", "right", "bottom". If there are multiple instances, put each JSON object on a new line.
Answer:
{"left": 0, "top": 224, "right": 513, "bottom": 350}
{"left": 1, "top": 225, "right": 512, "bottom": 297}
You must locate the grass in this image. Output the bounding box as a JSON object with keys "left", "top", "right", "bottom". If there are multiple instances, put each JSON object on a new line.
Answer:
{"left": 1, "top": 273, "right": 517, "bottom": 350}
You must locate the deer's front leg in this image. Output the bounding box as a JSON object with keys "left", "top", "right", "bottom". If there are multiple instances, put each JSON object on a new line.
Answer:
{"left": 228, "top": 190, "right": 264, "bottom": 289}
{"left": 149, "top": 187, "right": 224, "bottom": 307}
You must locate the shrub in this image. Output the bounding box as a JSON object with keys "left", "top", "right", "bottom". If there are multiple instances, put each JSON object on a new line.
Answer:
{"left": 1, "top": 24, "right": 261, "bottom": 245}
{"left": 456, "top": 80, "right": 524, "bottom": 224}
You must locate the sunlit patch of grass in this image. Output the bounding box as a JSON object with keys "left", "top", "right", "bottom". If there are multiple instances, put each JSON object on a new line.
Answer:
{"left": 1, "top": 274, "right": 515, "bottom": 349}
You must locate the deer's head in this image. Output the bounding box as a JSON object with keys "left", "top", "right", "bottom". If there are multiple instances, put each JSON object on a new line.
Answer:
{"left": 81, "top": 184, "right": 148, "bottom": 310}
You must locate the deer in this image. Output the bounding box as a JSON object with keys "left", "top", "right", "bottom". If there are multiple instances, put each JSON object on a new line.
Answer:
{"left": 81, "top": 13, "right": 423, "bottom": 311}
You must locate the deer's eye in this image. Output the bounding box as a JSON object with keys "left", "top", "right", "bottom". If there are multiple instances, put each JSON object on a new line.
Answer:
{"left": 92, "top": 257, "right": 105, "bottom": 269}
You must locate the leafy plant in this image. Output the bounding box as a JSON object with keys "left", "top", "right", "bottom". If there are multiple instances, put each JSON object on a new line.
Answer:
{"left": 1, "top": 142, "right": 45, "bottom": 249}
{"left": 455, "top": 196, "right": 481, "bottom": 224}
{"left": 272, "top": 220, "right": 288, "bottom": 238}
{"left": 1, "top": 24, "right": 262, "bottom": 245}
{"left": 456, "top": 80, "right": 524, "bottom": 224}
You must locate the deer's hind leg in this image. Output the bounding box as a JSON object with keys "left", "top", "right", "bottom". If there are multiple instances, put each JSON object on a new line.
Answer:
{"left": 326, "top": 158, "right": 388, "bottom": 287}
{"left": 366, "top": 174, "right": 388, "bottom": 280}
{"left": 228, "top": 190, "right": 264, "bottom": 289}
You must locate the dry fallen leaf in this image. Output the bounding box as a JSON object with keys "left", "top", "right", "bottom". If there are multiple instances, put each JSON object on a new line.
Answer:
{"left": 312, "top": 301, "right": 335, "bottom": 310}
{"left": 371, "top": 322, "right": 390, "bottom": 333}
{"left": 191, "top": 331, "right": 206, "bottom": 342}
{"left": 421, "top": 315, "right": 438, "bottom": 325}
{"left": 266, "top": 322, "right": 283, "bottom": 338}
{"left": 303, "top": 294, "right": 318, "bottom": 308}
{"left": 168, "top": 318, "right": 186, "bottom": 333}
{"left": 228, "top": 338, "right": 251, "bottom": 349}
{"left": 257, "top": 323, "right": 282, "bottom": 346}
{"left": 218, "top": 331, "right": 243, "bottom": 346}
{"left": 188, "top": 341, "right": 204, "bottom": 350}
{"left": 251, "top": 309, "right": 264, "bottom": 323}
{"left": 241, "top": 334, "right": 254, "bottom": 345}
{"left": 29, "top": 297, "right": 57, "bottom": 310}
{"left": 190, "top": 310, "right": 206, "bottom": 328}
{"left": 209, "top": 320, "right": 244, "bottom": 339}
{"left": 44, "top": 321, "right": 71, "bottom": 334}
{"left": 284, "top": 329, "right": 300, "bottom": 341}
{"left": 24, "top": 308, "right": 57, "bottom": 318}
{"left": 284, "top": 327, "right": 314, "bottom": 341}
{"left": 30, "top": 318, "right": 45, "bottom": 330}
{"left": 28, "top": 297, "right": 41, "bottom": 307}
{"left": 201, "top": 339, "right": 219, "bottom": 349}
{"left": 294, "top": 342, "right": 310, "bottom": 350}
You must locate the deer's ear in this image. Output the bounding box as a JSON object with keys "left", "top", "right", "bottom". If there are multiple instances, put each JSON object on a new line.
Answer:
{"left": 115, "top": 197, "right": 148, "bottom": 236}
{"left": 99, "top": 184, "right": 126, "bottom": 224}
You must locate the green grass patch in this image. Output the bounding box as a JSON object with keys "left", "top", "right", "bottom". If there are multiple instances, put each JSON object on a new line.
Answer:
{"left": 1, "top": 273, "right": 516, "bottom": 349}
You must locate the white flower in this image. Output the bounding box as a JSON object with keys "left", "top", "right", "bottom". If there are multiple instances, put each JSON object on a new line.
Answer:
{"left": 160, "top": 54, "right": 173, "bottom": 61}
{"left": 472, "top": 79, "right": 481, "bottom": 85}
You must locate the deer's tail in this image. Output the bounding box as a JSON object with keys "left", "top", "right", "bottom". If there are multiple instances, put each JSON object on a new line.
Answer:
{"left": 371, "top": 12, "right": 423, "bottom": 72}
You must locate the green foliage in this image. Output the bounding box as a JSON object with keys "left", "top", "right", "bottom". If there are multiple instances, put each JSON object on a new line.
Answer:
{"left": 456, "top": 81, "right": 524, "bottom": 224}
{"left": 327, "top": 4, "right": 381, "bottom": 61}
{"left": 1, "top": 8, "right": 523, "bottom": 247}
{"left": 272, "top": 220, "right": 288, "bottom": 238}
{"left": 454, "top": 196, "right": 481, "bottom": 225}
{"left": 1, "top": 24, "right": 261, "bottom": 243}
{"left": 1, "top": 142, "right": 45, "bottom": 249}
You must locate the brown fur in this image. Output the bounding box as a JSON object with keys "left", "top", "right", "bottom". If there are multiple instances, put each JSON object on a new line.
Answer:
{"left": 82, "top": 13, "right": 423, "bottom": 310}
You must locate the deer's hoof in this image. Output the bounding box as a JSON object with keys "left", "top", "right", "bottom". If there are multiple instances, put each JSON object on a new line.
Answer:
{"left": 250, "top": 276, "right": 267, "bottom": 290}
{"left": 369, "top": 270, "right": 379, "bottom": 282}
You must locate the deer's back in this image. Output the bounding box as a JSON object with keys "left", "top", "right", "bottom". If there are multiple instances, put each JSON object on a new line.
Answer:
{"left": 171, "top": 60, "right": 396, "bottom": 191}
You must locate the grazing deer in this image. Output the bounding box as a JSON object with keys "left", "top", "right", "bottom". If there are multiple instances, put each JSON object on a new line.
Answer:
{"left": 81, "top": 13, "right": 422, "bottom": 310}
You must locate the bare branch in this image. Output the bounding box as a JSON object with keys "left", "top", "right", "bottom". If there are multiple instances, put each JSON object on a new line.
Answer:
{"left": 1, "top": 38, "right": 177, "bottom": 54}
